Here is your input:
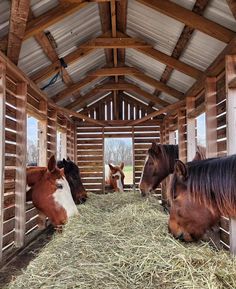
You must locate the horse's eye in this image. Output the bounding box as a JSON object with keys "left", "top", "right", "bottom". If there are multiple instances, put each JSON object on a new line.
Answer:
{"left": 56, "top": 183, "right": 63, "bottom": 189}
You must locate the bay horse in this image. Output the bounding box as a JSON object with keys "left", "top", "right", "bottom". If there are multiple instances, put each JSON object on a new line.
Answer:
{"left": 105, "top": 163, "right": 125, "bottom": 192}
{"left": 167, "top": 155, "right": 236, "bottom": 242}
{"left": 57, "top": 158, "right": 87, "bottom": 204}
{"left": 139, "top": 143, "right": 206, "bottom": 197}
{"left": 27, "top": 155, "right": 78, "bottom": 229}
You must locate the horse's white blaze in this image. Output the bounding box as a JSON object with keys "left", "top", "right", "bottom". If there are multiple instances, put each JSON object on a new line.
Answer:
{"left": 53, "top": 177, "right": 78, "bottom": 217}
{"left": 113, "top": 171, "right": 123, "bottom": 191}
{"left": 139, "top": 155, "right": 149, "bottom": 186}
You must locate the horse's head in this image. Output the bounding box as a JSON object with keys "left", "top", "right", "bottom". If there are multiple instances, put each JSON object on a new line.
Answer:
{"left": 168, "top": 160, "right": 220, "bottom": 242}
{"left": 139, "top": 143, "right": 177, "bottom": 197}
{"left": 57, "top": 158, "right": 87, "bottom": 204}
{"left": 109, "top": 163, "right": 125, "bottom": 192}
{"left": 29, "top": 155, "right": 78, "bottom": 227}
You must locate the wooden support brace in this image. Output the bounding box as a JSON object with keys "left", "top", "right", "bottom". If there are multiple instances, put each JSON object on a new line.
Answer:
{"left": 225, "top": 55, "right": 236, "bottom": 255}
{"left": 178, "top": 109, "right": 187, "bottom": 163}
{"left": 0, "top": 62, "right": 6, "bottom": 260}
{"left": 186, "top": 96, "right": 196, "bottom": 161}
{"left": 15, "top": 82, "right": 27, "bottom": 248}
{"left": 205, "top": 77, "right": 217, "bottom": 158}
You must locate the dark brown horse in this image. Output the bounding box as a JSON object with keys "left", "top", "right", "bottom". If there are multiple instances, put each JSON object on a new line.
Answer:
{"left": 57, "top": 158, "right": 87, "bottom": 204}
{"left": 27, "top": 155, "right": 78, "bottom": 229}
{"left": 168, "top": 155, "right": 236, "bottom": 242}
{"left": 139, "top": 143, "right": 179, "bottom": 197}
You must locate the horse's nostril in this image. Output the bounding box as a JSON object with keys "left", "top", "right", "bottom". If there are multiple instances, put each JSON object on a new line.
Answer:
{"left": 177, "top": 233, "right": 185, "bottom": 241}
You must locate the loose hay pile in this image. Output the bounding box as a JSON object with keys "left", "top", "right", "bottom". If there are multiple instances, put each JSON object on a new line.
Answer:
{"left": 5, "top": 192, "right": 236, "bottom": 289}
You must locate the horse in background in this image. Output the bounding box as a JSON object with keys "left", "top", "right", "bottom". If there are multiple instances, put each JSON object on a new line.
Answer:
{"left": 27, "top": 155, "right": 78, "bottom": 230}
{"left": 167, "top": 155, "right": 236, "bottom": 242}
{"left": 57, "top": 158, "right": 87, "bottom": 204}
{"left": 105, "top": 163, "right": 125, "bottom": 192}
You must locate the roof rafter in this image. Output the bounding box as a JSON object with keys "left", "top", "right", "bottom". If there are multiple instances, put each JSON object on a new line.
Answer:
{"left": 153, "top": 0, "right": 210, "bottom": 97}
{"left": 136, "top": 0, "right": 235, "bottom": 43}
{"left": 7, "top": 0, "right": 30, "bottom": 64}
{"left": 116, "top": 0, "right": 128, "bottom": 64}
{"left": 90, "top": 66, "right": 184, "bottom": 99}
{"left": 24, "top": 2, "right": 88, "bottom": 40}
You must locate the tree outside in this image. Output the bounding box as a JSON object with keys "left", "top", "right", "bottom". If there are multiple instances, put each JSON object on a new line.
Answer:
{"left": 104, "top": 138, "right": 133, "bottom": 184}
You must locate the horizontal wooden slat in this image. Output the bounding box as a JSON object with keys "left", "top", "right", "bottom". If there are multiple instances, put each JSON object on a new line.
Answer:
{"left": 78, "top": 156, "right": 103, "bottom": 161}
{"left": 5, "top": 156, "right": 16, "bottom": 167}
{"left": 5, "top": 130, "right": 17, "bottom": 142}
{"left": 80, "top": 167, "right": 103, "bottom": 173}
{"left": 78, "top": 161, "right": 103, "bottom": 166}
{"left": 3, "top": 230, "right": 15, "bottom": 248}
{"left": 217, "top": 127, "right": 226, "bottom": 140}
{"left": 77, "top": 139, "right": 103, "bottom": 144}
{"left": 5, "top": 169, "right": 16, "bottom": 180}
{"left": 4, "top": 205, "right": 15, "bottom": 221}
{"left": 81, "top": 172, "right": 104, "bottom": 178}
{"left": 5, "top": 143, "right": 17, "bottom": 155}
{"left": 217, "top": 114, "right": 226, "bottom": 128}
{"left": 217, "top": 140, "right": 226, "bottom": 152}
{"left": 77, "top": 150, "right": 103, "bottom": 155}
{"left": 5, "top": 117, "right": 17, "bottom": 131}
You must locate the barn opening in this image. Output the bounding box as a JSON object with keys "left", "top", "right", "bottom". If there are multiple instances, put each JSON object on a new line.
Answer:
{"left": 27, "top": 116, "right": 39, "bottom": 166}
{"left": 104, "top": 137, "right": 133, "bottom": 186}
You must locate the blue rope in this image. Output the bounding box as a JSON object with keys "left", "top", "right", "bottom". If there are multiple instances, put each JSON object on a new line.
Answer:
{"left": 41, "top": 71, "right": 60, "bottom": 90}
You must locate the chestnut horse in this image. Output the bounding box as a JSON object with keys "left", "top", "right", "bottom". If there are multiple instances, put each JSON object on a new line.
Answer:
{"left": 105, "top": 163, "right": 125, "bottom": 192}
{"left": 57, "top": 158, "right": 87, "bottom": 204}
{"left": 167, "top": 155, "right": 236, "bottom": 242}
{"left": 27, "top": 155, "right": 78, "bottom": 229}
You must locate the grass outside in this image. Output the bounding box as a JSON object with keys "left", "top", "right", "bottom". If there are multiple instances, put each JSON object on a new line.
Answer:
{"left": 123, "top": 165, "right": 133, "bottom": 184}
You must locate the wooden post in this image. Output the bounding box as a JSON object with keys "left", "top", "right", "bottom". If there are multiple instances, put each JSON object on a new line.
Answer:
{"left": 169, "top": 131, "right": 175, "bottom": 144}
{"left": 178, "top": 109, "right": 187, "bottom": 162}
{"left": 38, "top": 100, "right": 47, "bottom": 166}
{"left": 15, "top": 82, "right": 27, "bottom": 248}
{"left": 132, "top": 126, "right": 135, "bottom": 189}
{"left": 205, "top": 77, "right": 217, "bottom": 158}
{"left": 225, "top": 55, "right": 236, "bottom": 255}
{"left": 186, "top": 96, "right": 196, "bottom": 161}
{"left": 0, "top": 62, "right": 6, "bottom": 260}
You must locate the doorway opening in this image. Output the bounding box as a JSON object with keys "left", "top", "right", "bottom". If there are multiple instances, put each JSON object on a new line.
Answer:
{"left": 104, "top": 138, "right": 133, "bottom": 185}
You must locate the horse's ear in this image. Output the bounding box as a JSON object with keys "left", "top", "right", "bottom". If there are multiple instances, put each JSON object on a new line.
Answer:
{"left": 48, "top": 155, "right": 56, "bottom": 172}
{"left": 109, "top": 163, "right": 116, "bottom": 172}
{"left": 67, "top": 157, "right": 71, "bottom": 161}
{"left": 120, "top": 162, "right": 124, "bottom": 170}
{"left": 151, "top": 142, "right": 161, "bottom": 155}
{"left": 174, "top": 160, "right": 187, "bottom": 179}
{"left": 63, "top": 158, "right": 67, "bottom": 166}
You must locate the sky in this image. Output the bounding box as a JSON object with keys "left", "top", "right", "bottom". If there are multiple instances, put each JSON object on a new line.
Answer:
{"left": 27, "top": 116, "right": 38, "bottom": 144}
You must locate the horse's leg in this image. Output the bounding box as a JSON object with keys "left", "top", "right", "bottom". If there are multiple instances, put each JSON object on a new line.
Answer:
{"left": 37, "top": 211, "right": 47, "bottom": 229}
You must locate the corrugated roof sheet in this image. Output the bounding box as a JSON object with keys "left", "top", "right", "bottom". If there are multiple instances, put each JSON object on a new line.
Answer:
{"left": 18, "top": 37, "right": 52, "bottom": 76}
{"left": 31, "top": 0, "right": 59, "bottom": 18}
{"left": 125, "top": 49, "right": 166, "bottom": 80}
{"left": 0, "top": 0, "right": 10, "bottom": 38}
{"left": 47, "top": 3, "right": 102, "bottom": 59}
{"left": 67, "top": 49, "right": 106, "bottom": 83}
{"left": 127, "top": 0, "right": 185, "bottom": 56}
{"left": 179, "top": 30, "right": 226, "bottom": 71}
{"left": 159, "top": 92, "right": 179, "bottom": 104}
{"left": 79, "top": 76, "right": 107, "bottom": 96}
{"left": 167, "top": 70, "right": 196, "bottom": 93}
{"left": 204, "top": 0, "right": 236, "bottom": 32}
{"left": 125, "top": 75, "right": 155, "bottom": 94}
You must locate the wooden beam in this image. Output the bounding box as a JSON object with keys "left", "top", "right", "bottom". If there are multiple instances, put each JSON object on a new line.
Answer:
{"left": 24, "top": 2, "right": 88, "bottom": 40}
{"left": 186, "top": 96, "right": 196, "bottom": 161}
{"left": 226, "top": 55, "right": 236, "bottom": 255}
{"left": 229, "top": 77, "right": 236, "bottom": 88}
{"left": 136, "top": 0, "right": 235, "bottom": 43}
{"left": 128, "top": 99, "right": 186, "bottom": 126}
{"left": 81, "top": 37, "right": 152, "bottom": 48}
{"left": 51, "top": 75, "right": 100, "bottom": 103}
{"left": 0, "top": 62, "right": 6, "bottom": 261}
{"left": 116, "top": 0, "right": 128, "bottom": 64}
{"left": 65, "top": 88, "right": 102, "bottom": 110}
{"left": 187, "top": 101, "right": 205, "bottom": 118}
{"left": 34, "top": 32, "right": 74, "bottom": 86}
{"left": 98, "top": 2, "right": 113, "bottom": 65}
{"left": 205, "top": 77, "right": 217, "bottom": 159}
{"left": 226, "top": 0, "right": 236, "bottom": 20}
{"left": 178, "top": 109, "right": 187, "bottom": 163}
{"left": 7, "top": 0, "right": 30, "bottom": 64}
{"left": 91, "top": 67, "right": 184, "bottom": 99}
{"left": 30, "top": 32, "right": 112, "bottom": 84}
{"left": 15, "top": 82, "right": 27, "bottom": 247}
{"left": 96, "top": 82, "right": 170, "bottom": 107}
{"left": 154, "top": 0, "right": 210, "bottom": 97}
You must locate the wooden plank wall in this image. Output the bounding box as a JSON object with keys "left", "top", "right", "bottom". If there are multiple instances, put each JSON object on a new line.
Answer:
{"left": 76, "top": 122, "right": 161, "bottom": 194}
{"left": 77, "top": 126, "right": 104, "bottom": 194}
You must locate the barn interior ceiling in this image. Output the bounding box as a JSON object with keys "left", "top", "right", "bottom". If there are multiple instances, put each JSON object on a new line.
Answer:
{"left": 0, "top": 0, "right": 236, "bottom": 123}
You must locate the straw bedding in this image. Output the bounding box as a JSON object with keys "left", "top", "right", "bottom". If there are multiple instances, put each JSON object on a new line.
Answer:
{"left": 4, "top": 191, "right": 236, "bottom": 289}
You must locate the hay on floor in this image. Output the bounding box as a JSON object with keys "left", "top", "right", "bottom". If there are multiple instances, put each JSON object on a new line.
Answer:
{"left": 4, "top": 191, "right": 236, "bottom": 289}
